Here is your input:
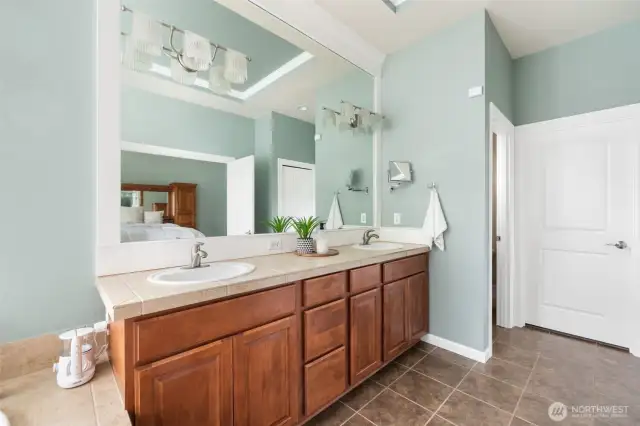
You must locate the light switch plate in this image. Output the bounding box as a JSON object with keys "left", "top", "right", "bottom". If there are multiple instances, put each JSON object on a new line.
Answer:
{"left": 393, "top": 213, "right": 402, "bottom": 225}
{"left": 360, "top": 213, "right": 367, "bottom": 224}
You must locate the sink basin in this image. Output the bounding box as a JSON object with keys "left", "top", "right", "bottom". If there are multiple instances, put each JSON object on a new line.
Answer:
{"left": 352, "top": 242, "right": 404, "bottom": 251}
{"left": 148, "top": 262, "right": 256, "bottom": 285}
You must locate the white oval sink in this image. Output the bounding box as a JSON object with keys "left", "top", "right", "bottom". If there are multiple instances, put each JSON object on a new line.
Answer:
{"left": 148, "top": 262, "right": 256, "bottom": 285}
{"left": 352, "top": 242, "right": 404, "bottom": 251}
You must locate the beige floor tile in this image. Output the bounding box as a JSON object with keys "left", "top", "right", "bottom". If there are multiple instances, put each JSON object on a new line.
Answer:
{"left": 91, "top": 363, "right": 131, "bottom": 426}
{"left": 343, "top": 413, "right": 374, "bottom": 426}
{"left": 0, "top": 369, "right": 97, "bottom": 426}
{"left": 515, "top": 391, "right": 592, "bottom": 426}
{"left": 0, "top": 334, "right": 60, "bottom": 381}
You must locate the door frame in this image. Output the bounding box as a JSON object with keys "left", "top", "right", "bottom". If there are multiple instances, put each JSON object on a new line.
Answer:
{"left": 277, "top": 158, "right": 316, "bottom": 217}
{"left": 515, "top": 103, "right": 640, "bottom": 356}
{"left": 488, "top": 103, "right": 517, "bottom": 352}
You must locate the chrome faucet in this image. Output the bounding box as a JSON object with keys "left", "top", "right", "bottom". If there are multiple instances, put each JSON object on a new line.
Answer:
{"left": 362, "top": 229, "right": 380, "bottom": 245}
{"left": 184, "top": 242, "right": 209, "bottom": 269}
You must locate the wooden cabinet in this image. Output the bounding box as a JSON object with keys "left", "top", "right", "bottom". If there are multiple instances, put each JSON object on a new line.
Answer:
{"left": 349, "top": 288, "right": 382, "bottom": 384}
{"left": 134, "top": 338, "right": 233, "bottom": 426}
{"left": 112, "top": 253, "right": 429, "bottom": 426}
{"left": 233, "top": 316, "right": 299, "bottom": 426}
{"left": 304, "top": 299, "right": 346, "bottom": 362}
{"left": 169, "top": 183, "right": 197, "bottom": 228}
{"left": 383, "top": 279, "right": 409, "bottom": 361}
{"left": 304, "top": 346, "right": 347, "bottom": 415}
{"left": 407, "top": 273, "right": 429, "bottom": 340}
{"left": 383, "top": 272, "right": 430, "bottom": 361}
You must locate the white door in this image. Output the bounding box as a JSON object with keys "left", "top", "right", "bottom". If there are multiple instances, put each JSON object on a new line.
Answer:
{"left": 278, "top": 159, "right": 315, "bottom": 218}
{"left": 517, "top": 115, "right": 638, "bottom": 347}
{"left": 227, "top": 155, "right": 255, "bottom": 235}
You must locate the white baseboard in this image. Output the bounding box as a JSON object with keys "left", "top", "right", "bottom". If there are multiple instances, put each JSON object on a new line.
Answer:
{"left": 422, "top": 333, "right": 491, "bottom": 363}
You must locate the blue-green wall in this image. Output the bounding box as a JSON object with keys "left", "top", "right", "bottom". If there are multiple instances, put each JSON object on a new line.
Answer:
{"left": 382, "top": 12, "right": 489, "bottom": 352}
{"left": 0, "top": 0, "right": 104, "bottom": 343}
{"left": 253, "top": 112, "right": 315, "bottom": 232}
{"left": 486, "top": 13, "right": 514, "bottom": 122}
{"left": 315, "top": 70, "right": 373, "bottom": 226}
{"left": 121, "top": 152, "right": 227, "bottom": 236}
{"left": 122, "top": 0, "right": 302, "bottom": 88}
{"left": 122, "top": 86, "right": 254, "bottom": 157}
{"left": 514, "top": 20, "right": 640, "bottom": 125}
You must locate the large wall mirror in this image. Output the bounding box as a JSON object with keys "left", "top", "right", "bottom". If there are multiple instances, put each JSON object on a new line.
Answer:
{"left": 116, "top": 0, "right": 376, "bottom": 243}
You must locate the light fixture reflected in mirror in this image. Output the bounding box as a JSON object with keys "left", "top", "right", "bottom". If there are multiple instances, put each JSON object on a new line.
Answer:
{"left": 321, "top": 101, "right": 384, "bottom": 133}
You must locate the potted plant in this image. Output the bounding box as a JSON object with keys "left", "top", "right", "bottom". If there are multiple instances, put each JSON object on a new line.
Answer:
{"left": 291, "top": 216, "right": 320, "bottom": 254}
{"left": 264, "top": 216, "right": 292, "bottom": 233}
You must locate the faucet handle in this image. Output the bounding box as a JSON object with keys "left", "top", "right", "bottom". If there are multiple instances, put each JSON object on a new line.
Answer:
{"left": 194, "top": 241, "right": 205, "bottom": 248}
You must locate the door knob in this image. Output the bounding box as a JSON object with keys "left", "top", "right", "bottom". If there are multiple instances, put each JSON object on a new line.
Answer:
{"left": 606, "top": 241, "right": 628, "bottom": 250}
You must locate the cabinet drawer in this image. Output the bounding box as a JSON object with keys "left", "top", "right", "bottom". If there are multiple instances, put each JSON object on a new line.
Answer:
{"left": 350, "top": 264, "right": 381, "bottom": 294}
{"left": 303, "top": 272, "right": 347, "bottom": 307}
{"left": 304, "top": 346, "right": 347, "bottom": 415}
{"left": 134, "top": 285, "right": 295, "bottom": 365}
{"left": 304, "top": 299, "right": 346, "bottom": 362}
{"left": 383, "top": 254, "right": 427, "bottom": 283}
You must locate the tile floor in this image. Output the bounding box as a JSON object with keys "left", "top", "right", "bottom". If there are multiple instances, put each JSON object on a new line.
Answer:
{"left": 308, "top": 327, "right": 640, "bottom": 426}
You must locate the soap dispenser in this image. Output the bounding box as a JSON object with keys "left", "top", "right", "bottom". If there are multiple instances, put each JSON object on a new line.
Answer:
{"left": 315, "top": 221, "right": 329, "bottom": 254}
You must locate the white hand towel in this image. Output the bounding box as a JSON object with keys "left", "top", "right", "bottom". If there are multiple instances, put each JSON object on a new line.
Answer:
{"left": 423, "top": 188, "right": 448, "bottom": 251}
{"left": 131, "top": 12, "right": 163, "bottom": 57}
{"left": 326, "top": 194, "right": 344, "bottom": 230}
{"left": 223, "top": 49, "right": 248, "bottom": 84}
{"left": 182, "top": 31, "right": 211, "bottom": 71}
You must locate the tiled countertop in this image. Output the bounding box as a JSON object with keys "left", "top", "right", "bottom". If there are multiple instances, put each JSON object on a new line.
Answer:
{"left": 0, "top": 359, "right": 131, "bottom": 426}
{"left": 96, "top": 243, "right": 429, "bottom": 321}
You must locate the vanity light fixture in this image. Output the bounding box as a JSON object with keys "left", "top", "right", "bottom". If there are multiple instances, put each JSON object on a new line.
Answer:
{"left": 121, "top": 5, "right": 250, "bottom": 93}
{"left": 298, "top": 105, "right": 308, "bottom": 111}
{"left": 321, "top": 101, "right": 384, "bottom": 133}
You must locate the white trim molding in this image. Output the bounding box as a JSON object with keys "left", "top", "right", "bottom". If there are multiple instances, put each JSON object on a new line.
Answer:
{"left": 422, "top": 334, "right": 491, "bottom": 363}
{"left": 121, "top": 141, "right": 235, "bottom": 164}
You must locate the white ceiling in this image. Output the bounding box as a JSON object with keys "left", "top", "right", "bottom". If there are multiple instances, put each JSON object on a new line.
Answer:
{"left": 314, "top": 0, "right": 640, "bottom": 58}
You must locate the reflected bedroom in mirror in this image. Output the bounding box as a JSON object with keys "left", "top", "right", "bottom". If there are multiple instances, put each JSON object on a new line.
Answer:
{"left": 118, "top": 0, "right": 380, "bottom": 243}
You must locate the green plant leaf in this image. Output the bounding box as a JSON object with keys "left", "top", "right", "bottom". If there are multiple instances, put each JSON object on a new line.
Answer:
{"left": 264, "top": 216, "right": 292, "bottom": 233}
{"left": 291, "top": 216, "right": 320, "bottom": 239}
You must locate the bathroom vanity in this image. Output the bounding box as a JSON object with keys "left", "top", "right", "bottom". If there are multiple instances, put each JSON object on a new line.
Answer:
{"left": 101, "top": 246, "right": 429, "bottom": 425}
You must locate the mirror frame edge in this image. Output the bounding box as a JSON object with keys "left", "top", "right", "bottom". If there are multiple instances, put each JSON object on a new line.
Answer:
{"left": 95, "top": 0, "right": 384, "bottom": 276}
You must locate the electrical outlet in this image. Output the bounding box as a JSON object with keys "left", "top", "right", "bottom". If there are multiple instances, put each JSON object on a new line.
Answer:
{"left": 268, "top": 240, "right": 281, "bottom": 251}
{"left": 360, "top": 213, "right": 367, "bottom": 224}
{"left": 393, "top": 213, "right": 402, "bottom": 225}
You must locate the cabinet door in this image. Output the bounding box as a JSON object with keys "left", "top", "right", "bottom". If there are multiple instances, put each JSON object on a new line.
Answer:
{"left": 407, "top": 273, "right": 429, "bottom": 341}
{"left": 383, "top": 279, "right": 409, "bottom": 361}
{"left": 349, "top": 288, "right": 382, "bottom": 384}
{"left": 233, "top": 316, "right": 299, "bottom": 426}
{"left": 135, "top": 338, "right": 232, "bottom": 426}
